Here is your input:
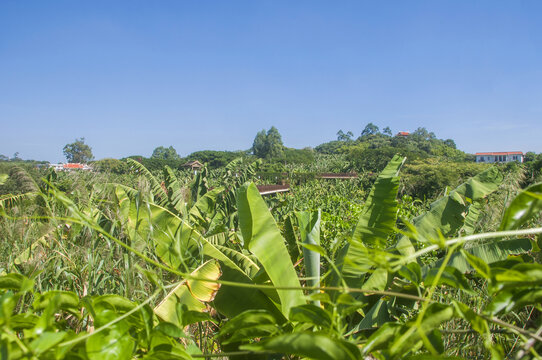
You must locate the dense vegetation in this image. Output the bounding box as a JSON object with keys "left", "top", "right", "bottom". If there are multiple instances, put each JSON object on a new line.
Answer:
{"left": 1, "top": 127, "right": 542, "bottom": 359}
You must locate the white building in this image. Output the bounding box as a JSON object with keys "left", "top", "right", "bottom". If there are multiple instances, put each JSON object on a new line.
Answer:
{"left": 475, "top": 152, "right": 523, "bottom": 163}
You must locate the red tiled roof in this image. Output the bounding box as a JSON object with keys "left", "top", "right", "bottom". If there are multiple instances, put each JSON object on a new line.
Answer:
{"left": 63, "top": 163, "right": 84, "bottom": 169}
{"left": 475, "top": 152, "right": 523, "bottom": 156}
{"left": 396, "top": 131, "right": 410, "bottom": 136}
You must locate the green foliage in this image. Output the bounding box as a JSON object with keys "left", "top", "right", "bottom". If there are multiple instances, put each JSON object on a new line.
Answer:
{"left": 63, "top": 137, "right": 94, "bottom": 163}
{"left": 185, "top": 150, "right": 246, "bottom": 168}
{"left": 252, "top": 126, "right": 285, "bottom": 159}
{"left": 92, "top": 158, "right": 130, "bottom": 174}
{"left": 0, "top": 152, "right": 541, "bottom": 359}
{"left": 151, "top": 146, "right": 181, "bottom": 160}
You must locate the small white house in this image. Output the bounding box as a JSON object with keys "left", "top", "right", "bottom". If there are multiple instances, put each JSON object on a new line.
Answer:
{"left": 475, "top": 152, "right": 523, "bottom": 163}
{"left": 48, "top": 163, "right": 93, "bottom": 171}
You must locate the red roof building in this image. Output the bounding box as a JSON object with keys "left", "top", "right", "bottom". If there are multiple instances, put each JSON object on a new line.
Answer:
{"left": 475, "top": 152, "right": 523, "bottom": 163}
{"left": 396, "top": 131, "right": 410, "bottom": 137}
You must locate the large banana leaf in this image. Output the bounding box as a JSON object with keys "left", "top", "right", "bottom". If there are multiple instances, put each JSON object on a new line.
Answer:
{"left": 395, "top": 166, "right": 503, "bottom": 256}
{"left": 240, "top": 332, "right": 362, "bottom": 360}
{"left": 154, "top": 260, "right": 221, "bottom": 326}
{"left": 427, "top": 238, "right": 532, "bottom": 275}
{"left": 147, "top": 203, "right": 286, "bottom": 321}
{"left": 339, "top": 155, "right": 405, "bottom": 287}
{"left": 163, "top": 165, "right": 187, "bottom": 216}
{"left": 500, "top": 182, "right": 542, "bottom": 230}
{"left": 126, "top": 158, "right": 168, "bottom": 205}
{"left": 115, "top": 186, "right": 150, "bottom": 251}
{"left": 237, "top": 183, "right": 305, "bottom": 318}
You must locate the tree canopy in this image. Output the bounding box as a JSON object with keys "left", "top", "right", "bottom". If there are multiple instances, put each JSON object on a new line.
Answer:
{"left": 151, "top": 146, "right": 180, "bottom": 160}
{"left": 252, "top": 126, "right": 285, "bottom": 159}
{"left": 63, "top": 138, "right": 93, "bottom": 163}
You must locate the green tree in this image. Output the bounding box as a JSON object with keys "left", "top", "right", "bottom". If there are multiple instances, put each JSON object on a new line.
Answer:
{"left": 383, "top": 126, "right": 392, "bottom": 136}
{"left": 252, "top": 130, "right": 268, "bottom": 158}
{"left": 252, "top": 126, "right": 284, "bottom": 159}
{"left": 337, "top": 130, "right": 354, "bottom": 141}
{"left": 361, "top": 122, "right": 380, "bottom": 137}
{"left": 151, "top": 146, "right": 180, "bottom": 160}
{"left": 63, "top": 138, "right": 93, "bottom": 163}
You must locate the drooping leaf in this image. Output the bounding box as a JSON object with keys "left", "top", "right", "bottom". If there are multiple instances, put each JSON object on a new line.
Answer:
{"left": 241, "top": 332, "right": 362, "bottom": 360}
{"left": 237, "top": 183, "right": 305, "bottom": 318}
{"left": 33, "top": 291, "right": 80, "bottom": 317}
{"left": 217, "top": 310, "right": 279, "bottom": 344}
{"left": 429, "top": 238, "right": 532, "bottom": 275}
{"left": 500, "top": 182, "right": 542, "bottom": 230}
{"left": 424, "top": 267, "right": 474, "bottom": 294}
{"left": 397, "top": 166, "right": 503, "bottom": 256}
{"left": 126, "top": 158, "right": 168, "bottom": 205}
{"left": 0, "top": 273, "right": 33, "bottom": 292}
{"left": 163, "top": 165, "right": 188, "bottom": 216}
{"left": 289, "top": 304, "right": 332, "bottom": 328}
{"left": 86, "top": 320, "right": 135, "bottom": 360}
{"left": 145, "top": 203, "right": 285, "bottom": 321}
{"left": 153, "top": 260, "right": 221, "bottom": 326}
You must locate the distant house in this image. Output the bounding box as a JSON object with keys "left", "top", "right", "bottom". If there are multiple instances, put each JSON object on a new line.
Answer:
{"left": 182, "top": 160, "right": 204, "bottom": 172}
{"left": 48, "top": 163, "right": 92, "bottom": 171}
{"left": 396, "top": 131, "right": 410, "bottom": 137}
{"left": 475, "top": 152, "right": 524, "bottom": 163}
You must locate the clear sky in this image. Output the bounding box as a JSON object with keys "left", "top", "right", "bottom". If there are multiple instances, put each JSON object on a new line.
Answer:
{"left": 1, "top": 1, "right": 541, "bottom": 162}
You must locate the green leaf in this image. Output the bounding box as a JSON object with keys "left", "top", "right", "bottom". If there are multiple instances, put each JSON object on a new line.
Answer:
{"left": 350, "top": 299, "right": 389, "bottom": 332}
{"left": 154, "top": 322, "right": 188, "bottom": 338}
{"left": 163, "top": 165, "right": 188, "bottom": 216}
{"left": 340, "top": 156, "right": 405, "bottom": 290}
{"left": 237, "top": 183, "right": 305, "bottom": 318}
{"left": 145, "top": 203, "right": 285, "bottom": 321}
{"left": 241, "top": 332, "right": 361, "bottom": 360}
{"left": 452, "top": 301, "right": 489, "bottom": 336}
{"left": 398, "top": 166, "right": 503, "bottom": 254}
{"left": 289, "top": 304, "right": 332, "bottom": 328}
{"left": 460, "top": 249, "right": 490, "bottom": 279}
{"left": 500, "top": 182, "right": 542, "bottom": 230}
{"left": 296, "top": 210, "right": 321, "bottom": 293}
{"left": 92, "top": 295, "right": 136, "bottom": 314}
{"left": 86, "top": 323, "right": 135, "bottom": 360}
{"left": 126, "top": 158, "right": 168, "bottom": 205}
{"left": 29, "top": 331, "right": 67, "bottom": 355}
{"left": 429, "top": 238, "right": 531, "bottom": 274}
{"left": 217, "top": 310, "right": 279, "bottom": 344}
{"left": 492, "top": 263, "right": 542, "bottom": 289}
{"left": 33, "top": 291, "right": 80, "bottom": 316}
{"left": 424, "top": 267, "right": 473, "bottom": 294}
{"left": 487, "top": 288, "right": 542, "bottom": 314}
{"left": 0, "top": 273, "right": 33, "bottom": 292}
{"left": 399, "top": 262, "right": 422, "bottom": 285}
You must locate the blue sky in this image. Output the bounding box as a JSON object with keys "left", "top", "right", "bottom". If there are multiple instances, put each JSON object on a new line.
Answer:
{"left": 1, "top": 1, "right": 541, "bottom": 162}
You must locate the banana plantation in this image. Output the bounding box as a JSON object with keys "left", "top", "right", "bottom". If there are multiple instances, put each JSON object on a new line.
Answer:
{"left": 1, "top": 155, "right": 541, "bottom": 359}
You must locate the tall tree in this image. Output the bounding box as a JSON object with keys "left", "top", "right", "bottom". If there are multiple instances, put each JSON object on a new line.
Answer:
{"left": 252, "top": 130, "right": 268, "bottom": 158}
{"left": 151, "top": 146, "right": 180, "bottom": 160}
{"left": 63, "top": 138, "right": 93, "bottom": 163}
{"left": 337, "top": 130, "right": 354, "bottom": 141}
{"left": 383, "top": 126, "right": 392, "bottom": 136}
{"left": 252, "top": 126, "right": 284, "bottom": 159}
{"left": 361, "top": 122, "right": 380, "bottom": 137}
{"left": 266, "top": 126, "right": 284, "bottom": 158}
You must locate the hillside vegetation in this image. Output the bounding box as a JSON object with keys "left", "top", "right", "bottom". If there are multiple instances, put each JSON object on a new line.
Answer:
{"left": 1, "top": 127, "right": 542, "bottom": 359}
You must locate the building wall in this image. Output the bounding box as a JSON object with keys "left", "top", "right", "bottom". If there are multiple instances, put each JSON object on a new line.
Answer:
{"left": 476, "top": 154, "right": 523, "bottom": 163}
